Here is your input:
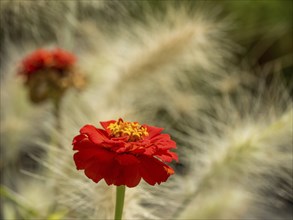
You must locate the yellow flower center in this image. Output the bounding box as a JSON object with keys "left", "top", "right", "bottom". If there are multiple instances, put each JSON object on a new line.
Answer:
{"left": 107, "top": 119, "right": 149, "bottom": 142}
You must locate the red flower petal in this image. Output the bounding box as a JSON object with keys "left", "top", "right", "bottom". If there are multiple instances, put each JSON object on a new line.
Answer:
{"left": 145, "top": 125, "right": 164, "bottom": 139}
{"left": 143, "top": 145, "right": 157, "bottom": 156}
{"left": 52, "top": 48, "right": 76, "bottom": 69}
{"left": 112, "top": 154, "right": 141, "bottom": 187}
{"left": 169, "top": 151, "right": 178, "bottom": 161}
{"left": 73, "top": 148, "right": 102, "bottom": 169}
{"left": 80, "top": 149, "right": 115, "bottom": 182}
{"left": 80, "top": 125, "right": 109, "bottom": 144}
{"left": 72, "top": 134, "right": 97, "bottom": 150}
{"left": 84, "top": 161, "right": 104, "bottom": 183}
{"left": 139, "top": 155, "right": 174, "bottom": 185}
{"left": 21, "top": 49, "right": 52, "bottom": 75}
{"left": 156, "top": 151, "right": 178, "bottom": 163}
{"left": 100, "top": 120, "right": 116, "bottom": 131}
{"left": 150, "top": 134, "right": 177, "bottom": 150}
{"left": 101, "top": 155, "right": 141, "bottom": 187}
{"left": 116, "top": 154, "right": 140, "bottom": 166}
{"left": 113, "top": 164, "right": 141, "bottom": 187}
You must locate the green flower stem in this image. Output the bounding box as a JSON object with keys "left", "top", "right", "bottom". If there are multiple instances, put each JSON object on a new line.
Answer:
{"left": 114, "top": 185, "right": 126, "bottom": 220}
{"left": 53, "top": 97, "right": 62, "bottom": 133}
{"left": 50, "top": 97, "right": 62, "bottom": 150}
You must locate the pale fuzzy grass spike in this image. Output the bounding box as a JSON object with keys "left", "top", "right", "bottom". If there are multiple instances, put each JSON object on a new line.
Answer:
{"left": 127, "top": 73, "right": 292, "bottom": 219}
{"left": 178, "top": 188, "right": 251, "bottom": 219}
{"left": 174, "top": 87, "right": 292, "bottom": 219}
{"left": 96, "top": 3, "right": 235, "bottom": 89}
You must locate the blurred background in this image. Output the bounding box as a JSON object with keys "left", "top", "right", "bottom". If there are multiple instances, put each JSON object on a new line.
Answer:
{"left": 0, "top": 0, "right": 292, "bottom": 219}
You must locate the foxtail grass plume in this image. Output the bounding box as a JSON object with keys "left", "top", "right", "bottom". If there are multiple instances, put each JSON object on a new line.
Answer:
{"left": 145, "top": 77, "right": 293, "bottom": 219}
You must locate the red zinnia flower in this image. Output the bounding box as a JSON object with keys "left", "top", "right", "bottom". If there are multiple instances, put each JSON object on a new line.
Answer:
{"left": 19, "top": 48, "right": 76, "bottom": 78}
{"left": 18, "top": 48, "right": 86, "bottom": 104}
{"left": 72, "top": 118, "right": 178, "bottom": 187}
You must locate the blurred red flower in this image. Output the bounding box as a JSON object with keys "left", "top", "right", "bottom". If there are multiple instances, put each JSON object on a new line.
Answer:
{"left": 17, "top": 48, "right": 84, "bottom": 103}
{"left": 19, "top": 48, "right": 76, "bottom": 78}
{"left": 52, "top": 48, "right": 76, "bottom": 70}
{"left": 73, "top": 118, "right": 178, "bottom": 187}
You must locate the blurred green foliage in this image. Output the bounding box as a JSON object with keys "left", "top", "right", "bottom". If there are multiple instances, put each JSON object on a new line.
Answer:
{"left": 216, "top": 0, "right": 292, "bottom": 91}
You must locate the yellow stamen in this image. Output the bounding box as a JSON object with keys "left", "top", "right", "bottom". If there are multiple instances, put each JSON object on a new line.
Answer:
{"left": 107, "top": 119, "right": 149, "bottom": 142}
